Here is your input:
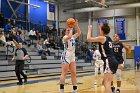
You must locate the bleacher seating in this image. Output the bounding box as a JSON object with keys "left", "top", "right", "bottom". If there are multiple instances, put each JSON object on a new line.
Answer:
{"left": 0, "top": 45, "right": 94, "bottom": 80}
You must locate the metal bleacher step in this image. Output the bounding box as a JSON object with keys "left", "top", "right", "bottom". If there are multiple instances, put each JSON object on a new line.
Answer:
{"left": 30, "top": 56, "right": 55, "bottom": 60}
{"left": 25, "top": 69, "right": 38, "bottom": 75}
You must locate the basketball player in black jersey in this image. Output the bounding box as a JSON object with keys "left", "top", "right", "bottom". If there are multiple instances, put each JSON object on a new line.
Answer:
{"left": 111, "top": 34, "right": 131, "bottom": 93}
{"left": 87, "top": 23, "right": 118, "bottom": 93}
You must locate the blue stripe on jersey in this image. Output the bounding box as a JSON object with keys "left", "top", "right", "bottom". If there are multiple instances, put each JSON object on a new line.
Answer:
{"left": 64, "top": 42, "right": 68, "bottom": 50}
{"left": 63, "top": 52, "right": 69, "bottom": 64}
{"left": 61, "top": 51, "right": 69, "bottom": 64}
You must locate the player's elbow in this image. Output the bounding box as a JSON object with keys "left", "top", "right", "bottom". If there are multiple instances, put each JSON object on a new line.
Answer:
{"left": 78, "top": 31, "right": 81, "bottom": 35}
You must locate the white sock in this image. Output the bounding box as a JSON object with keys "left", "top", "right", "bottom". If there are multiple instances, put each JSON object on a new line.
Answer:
{"left": 117, "top": 87, "right": 120, "bottom": 90}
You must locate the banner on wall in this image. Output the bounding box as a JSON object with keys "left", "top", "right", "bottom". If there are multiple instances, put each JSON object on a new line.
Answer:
{"left": 97, "top": 19, "right": 109, "bottom": 25}
{"left": 47, "top": 3, "right": 55, "bottom": 21}
{"left": 97, "top": 19, "right": 109, "bottom": 35}
{"left": 115, "top": 18, "right": 126, "bottom": 40}
{"left": 134, "top": 46, "right": 140, "bottom": 64}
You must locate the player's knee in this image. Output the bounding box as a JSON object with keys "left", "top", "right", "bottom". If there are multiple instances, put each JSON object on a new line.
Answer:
{"left": 61, "top": 72, "right": 67, "bottom": 78}
{"left": 116, "top": 69, "right": 122, "bottom": 81}
{"left": 70, "top": 71, "right": 76, "bottom": 77}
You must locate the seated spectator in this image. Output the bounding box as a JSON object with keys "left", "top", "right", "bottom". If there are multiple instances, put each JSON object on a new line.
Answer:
{"left": 28, "top": 29, "right": 37, "bottom": 44}
{"left": 36, "top": 41, "right": 50, "bottom": 56}
{"left": 0, "top": 31, "right": 15, "bottom": 47}
{"left": 43, "top": 37, "right": 50, "bottom": 48}
{"left": 20, "top": 31, "right": 27, "bottom": 45}
{"left": 4, "top": 23, "right": 12, "bottom": 34}
{"left": 15, "top": 32, "right": 23, "bottom": 43}
{"left": 28, "top": 29, "right": 36, "bottom": 40}
{"left": 49, "top": 40, "right": 59, "bottom": 49}
{"left": 0, "top": 31, "right": 6, "bottom": 46}
{"left": 35, "top": 30, "right": 41, "bottom": 40}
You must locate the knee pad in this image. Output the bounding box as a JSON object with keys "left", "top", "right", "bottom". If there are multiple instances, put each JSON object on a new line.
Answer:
{"left": 95, "top": 67, "right": 99, "bottom": 76}
{"left": 116, "top": 69, "right": 122, "bottom": 81}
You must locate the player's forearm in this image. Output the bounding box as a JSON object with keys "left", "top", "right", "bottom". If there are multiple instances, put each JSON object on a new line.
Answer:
{"left": 75, "top": 25, "right": 81, "bottom": 36}
{"left": 87, "top": 28, "right": 92, "bottom": 42}
{"left": 24, "top": 55, "right": 29, "bottom": 58}
{"left": 12, "top": 55, "right": 15, "bottom": 60}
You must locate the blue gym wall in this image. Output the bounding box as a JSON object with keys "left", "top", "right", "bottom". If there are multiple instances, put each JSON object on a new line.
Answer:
{"left": 29, "top": 0, "right": 47, "bottom": 31}
{"left": 30, "top": 0, "right": 47, "bottom": 25}
{"left": 1, "top": 0, "right": 48, "bottom": 31}
{"left": 1, "top": 0, "right": 26, "bottom": 28}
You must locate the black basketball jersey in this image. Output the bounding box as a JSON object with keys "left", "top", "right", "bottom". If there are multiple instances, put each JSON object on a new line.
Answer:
{"left": 99, "top": 36, "right": 114, "bottom": 59}
{"left": 112, "top": 42, "right": 123, "bottom": 58}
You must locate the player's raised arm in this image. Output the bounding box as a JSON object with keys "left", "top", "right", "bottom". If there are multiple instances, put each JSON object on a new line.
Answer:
{"left": 73, "top": 19, "right": 81, "bottom": 39}
{"left": 63, "top": 28, "right": 73, "bottom": 42}
{"left": 98, "top": 23, "right": 103, "bottom": 36}
{"left": 122, "top": 43, "right": 131, "bottom": 54}
{"left": 87, "top": 25, "right": 104, "bottom": 43}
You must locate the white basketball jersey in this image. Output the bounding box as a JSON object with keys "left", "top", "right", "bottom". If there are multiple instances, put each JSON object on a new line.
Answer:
{"left": 62, "top": 35, "right": 76, "bottom": 53}
{"left": 93, "top": 50, "right": 102, "bottom": 61}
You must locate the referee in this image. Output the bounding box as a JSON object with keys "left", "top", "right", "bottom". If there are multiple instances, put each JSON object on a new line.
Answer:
{"left": 12, "top": 42, "right": 28, "bottom": 85}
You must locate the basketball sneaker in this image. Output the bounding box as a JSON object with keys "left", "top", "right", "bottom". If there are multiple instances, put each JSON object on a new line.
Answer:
{"left": 116, "top": 89, "right": 120, "bottom": 93}
{"left": 111, "top": 86, "right": 115, "bottom": 93}
{"left": 94, "top": 82, "right": 97, "bottom": 85}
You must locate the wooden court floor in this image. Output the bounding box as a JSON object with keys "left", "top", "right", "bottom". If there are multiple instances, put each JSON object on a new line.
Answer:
{"left": 0, "top": 70, "right": 139, "bottom": 93}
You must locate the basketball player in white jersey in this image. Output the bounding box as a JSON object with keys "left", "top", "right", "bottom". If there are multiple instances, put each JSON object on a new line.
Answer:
{"left": 93, "top": 48, "right": 104, "bottom": 85}
{"left": 60, "top": 20, "right": 81, "bottom": 93}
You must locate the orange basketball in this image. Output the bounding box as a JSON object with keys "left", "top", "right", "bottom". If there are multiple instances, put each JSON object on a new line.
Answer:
{"left": 66, "top": 18, "right": 76, "bottom": 28}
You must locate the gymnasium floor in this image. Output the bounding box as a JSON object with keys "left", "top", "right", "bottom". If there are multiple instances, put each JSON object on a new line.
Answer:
{"left": 0, "top": 70, "right": 139, "bottom": 93}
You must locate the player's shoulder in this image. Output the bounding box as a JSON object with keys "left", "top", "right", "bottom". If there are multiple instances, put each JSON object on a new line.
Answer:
{"left": 95, "top": 50, "right": 99, "bottom": 53}
{"left": 63, "top": 35, "right": 68, "bottom": 39}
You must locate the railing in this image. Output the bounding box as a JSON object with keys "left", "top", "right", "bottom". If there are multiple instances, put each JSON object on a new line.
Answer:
{"left": 6, "top": 45, "right": 15, "bottom": 60}
{"left": 4, "top": 17, "right": 47, "bottom": 32}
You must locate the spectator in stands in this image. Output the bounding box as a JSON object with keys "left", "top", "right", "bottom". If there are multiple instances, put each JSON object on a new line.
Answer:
{"left": 49, "top": 39, "right": 59, "bottom": 49}
{"left": 81, "top": 42, "right": 88, "bottom": 57}
{"left": 86, "top": 48, "right": 94, "bottom": 63}
{"left": 29, "top": 29, "right": 36, "bottom": 37}
{"left": 35, "top": 30, "right": 41, "bottom": 40}
{"left": 15, "top": 31, "right": 23, "bottom": 43}
{"left": 28, "top": 29, "right": 36, "bottom": 43}
{"left": 6, "top": 31, "right": 16, "bottom": 47}
{"left": 0, "top": 31, "right": 6, "bottom": 46}
{"left": 12, "top": 42, "right": 28, "bottom": 85}
{"left": 4, "top": 18, "right": 12, "bottom": 33}
{"left": 37, "top": 41, "right": 50, "bottom": 56}
{"left": 46, "top": 26, "right": 50, "bottom": 37}
{"left": 51, "top": 27, "right": 57, "bottom": 40}
{"left": 0, "top": 31, "right": 16, "bottom": 47}
{"left": 4, "top": 23, "right": 11, "bottom": 34}
{"left": 20, "top": 30, "right": 27, "bottom": 45}
{"left": 44, "top": 37, "right": 50, "bottom": 48}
